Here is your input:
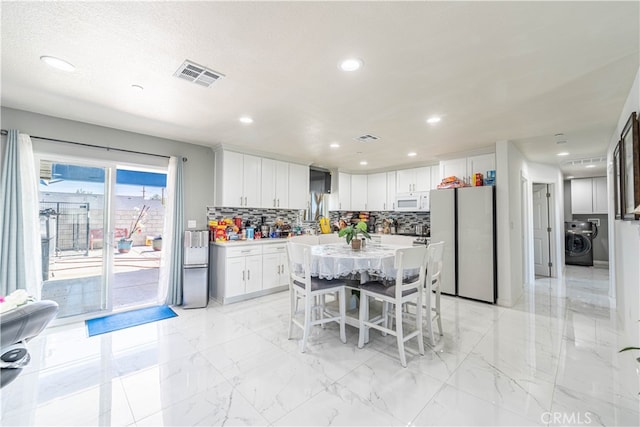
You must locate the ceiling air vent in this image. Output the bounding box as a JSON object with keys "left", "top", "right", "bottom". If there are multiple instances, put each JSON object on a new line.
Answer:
{"left": 354, "top": 134, "right": 380, "bottom": 143}
{"left": 173, "top": 60, "right": 224, "bottom": 87}
{"left": 562, "top": 157, "right": 606, "bottom": 167}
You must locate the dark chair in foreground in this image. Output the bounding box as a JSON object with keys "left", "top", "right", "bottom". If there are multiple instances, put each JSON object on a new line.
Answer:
{"left": 1, "top": 300, "right": 59, "bottom": 388}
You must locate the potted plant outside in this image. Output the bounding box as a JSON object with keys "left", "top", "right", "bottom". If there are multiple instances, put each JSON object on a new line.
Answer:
{"left": 152, "top": 236, "right": 162, "bottom": 251}
{"left": 338, "top": 221, "right": 371, "bottom": 250}
{"left": 118, "top": 205, "right": 150, "bottom": 254}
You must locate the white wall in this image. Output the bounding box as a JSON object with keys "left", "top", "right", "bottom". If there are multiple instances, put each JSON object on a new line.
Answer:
{"left": 1, "top": 107, "right": 215, "bottom": 228}
{"left": 606, "top": 67, "right": 640, "bottom": 348}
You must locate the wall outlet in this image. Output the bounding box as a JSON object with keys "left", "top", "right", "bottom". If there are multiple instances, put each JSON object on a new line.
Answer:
{"left": 187, "top": 220, "right": 197, "bottom": 228}
{"left": 587, "top": 218, "right": 600, "bottom": 227}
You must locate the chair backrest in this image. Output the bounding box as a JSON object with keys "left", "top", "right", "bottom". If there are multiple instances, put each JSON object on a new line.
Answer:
{"left": 393, "top": 246, "right": 428, "bottom": 299}
{"left": 289, "top": 235, "right": 320, "bottom": 245}
{"left": 317, "top": 233, "right": 342, "bottom": 244}
{"left": 286, "top": 241, "right": 313, "bottom": 295}
{"left": 381, "top": 235, "right": 415, "bottom": 247}
{"left": 427, "top": 241, "right": 445, "bottom": 290}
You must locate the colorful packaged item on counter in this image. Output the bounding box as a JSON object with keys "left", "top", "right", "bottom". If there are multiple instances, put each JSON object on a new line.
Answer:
{"left": 472, "top": 173, "right": 483, "bottom": 186}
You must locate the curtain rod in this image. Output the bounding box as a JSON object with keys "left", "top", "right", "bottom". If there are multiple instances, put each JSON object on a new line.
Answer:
{"left": 1, "top": 129, "right": 187, "bottom": 161}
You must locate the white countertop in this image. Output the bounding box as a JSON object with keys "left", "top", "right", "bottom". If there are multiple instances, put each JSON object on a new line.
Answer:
{"left": 210, "top": 238, "right": 290, "bottom": 247}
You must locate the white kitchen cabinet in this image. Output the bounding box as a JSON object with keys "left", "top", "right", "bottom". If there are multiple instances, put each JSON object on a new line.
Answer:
{"left": 262, "top": 243, "right": 288, "bottom": 289}
{"left": 367, "top": 172, "right": 387, "bottom": 211}
{"left": 396, "top": 166, "right": 431, "bottom": 193}
{"left": 439, "top": 158, "right": 467, "bottom": 183}
{"left": 220, "top": 245, "right": 263, "bottom": 299}
{"left": 261, "top": 158, "right": 289, "bottom": 209}
{"left": 288, "top": 163, "right": 310, "bottom": 210}
{"left": 338, "top": 172, "right": 351, "bottom": 210}
{"left": 467, "top": 154, "right": 495, "bottom": 182}
{"left": 214, "top": 150, "right": 262, "bottom": 208}
{"left": 571, "top": 177, "right": 608, "bottom": 214}
{"left": 386, "top": 171, "right": 396, "bottom": 210}
{"left": 351, "top": 174, "right": 368, "bottom": 210}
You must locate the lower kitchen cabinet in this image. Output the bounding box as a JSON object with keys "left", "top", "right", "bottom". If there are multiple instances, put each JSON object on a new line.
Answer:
{"left": 209, "top": 242, "right": 289, "bottom": 304}
{"left": 262, "top": 243, "right": 288, "bottom": 289}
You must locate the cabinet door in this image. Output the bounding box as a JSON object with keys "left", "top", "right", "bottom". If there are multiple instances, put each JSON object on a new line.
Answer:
{"left": 245, "top": 255, "right": 263, "bottom": 294}
{"left": 338, "top": 172, "right": 351, "bottom": 210}
{"left": 367, "top": 172, "right": 387, "bottom": 211}
{"left": 467, "top": 154, "right": 495, "bottom": 182}
{"left": 414, "top": 167, "right": 431, "bottom": 192}
{"left": 275, "top": 161, "right": 289, "bottom": 208}
{"left": 350, "top": 174, "right": 368, "bottom": 210}
{"left": 386, "top": 171, "right": 396, "bottom": 211}
{"left": 571, "top": 178, "right": 593, "bottom": 214}
{"left": 439, "top": 158, "right": 467, "bottom": 184}
{"left": 279, "top": 253, "right": 289, "bottom": 286}
{"left": 261, "top": 158, "right": 277, "bottom": 208}
{"left": 396, "top": 169, "right": 415, "bottom": 193}
{"left": 220, "top": 151, "right": 245, "bottom": 207}
{"left": 262, "top": 252, "right": 281, "bottom": 290}
{"left": 288, "top": 163, "right": 309, "bottom": 209}
{"left": 243, "top": 154, "right": 262, "bottom": 207}
{"left": 592, "top": 177, "right": 608, "bottom": 214}
{"left": 430, "top": 166, "right": 440, "bottom": 189}
{"left": 225, "top": 257, "right": 246, "bottom": 298}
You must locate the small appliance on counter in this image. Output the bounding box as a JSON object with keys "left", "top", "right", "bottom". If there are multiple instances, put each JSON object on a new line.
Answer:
{"left": 183, "top": 230, "right": 209, "bottom": 308}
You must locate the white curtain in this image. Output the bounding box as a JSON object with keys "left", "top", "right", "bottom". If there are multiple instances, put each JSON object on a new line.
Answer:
{"left": 0, "top": 131, "right": 42, "bottom": 299}
{"left": 157, "top": 156, "right": 184, "bottom": 305}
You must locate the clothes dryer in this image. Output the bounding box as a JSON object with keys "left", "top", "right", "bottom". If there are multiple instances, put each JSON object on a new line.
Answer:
{"left": 565, "top": 221, "right": 595, "bottom": 266}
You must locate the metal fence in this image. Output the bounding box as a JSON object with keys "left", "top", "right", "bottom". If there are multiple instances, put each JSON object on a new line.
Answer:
{"left": 40, "top": 201, "right": 90, "bottom": 256}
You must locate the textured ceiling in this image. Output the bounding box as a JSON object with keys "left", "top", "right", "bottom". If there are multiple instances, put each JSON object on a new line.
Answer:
{"left": 1, "top": 1, "right": 638, "bottom": 178}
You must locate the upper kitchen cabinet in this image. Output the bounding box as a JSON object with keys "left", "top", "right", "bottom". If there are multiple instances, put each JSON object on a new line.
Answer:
{"left": 351, "top": 174, "right": 368, "bottom": 210}
{"left": 261, "top": 158, "right": 289, "bottom": 209}
{"left": 367, "top": 172, "right": 387, "bottom": 211}
{"left": 386, "top": 171, "right": 397, "bottom": 211}
{"left": 571, "top": 177, "right": 607, "bottom": 214}
{"left": 288, "top": 163, "right": 310, "bottom": 210}
{"left": 330, "top": 172, "right": 351, "bottom": 210}
{"left": 439, "top": 153, "right": 495, "bottom": 185}
{"left": 396, "top": 166, "right": 431, "bottom": 194}
{"left": 214, "top": 150, "right": 261, "bottom": 208}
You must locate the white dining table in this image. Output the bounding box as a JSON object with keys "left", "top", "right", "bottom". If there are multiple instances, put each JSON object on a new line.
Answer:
{"left": 309, "top": 243, "right": 409, "bottom": 283}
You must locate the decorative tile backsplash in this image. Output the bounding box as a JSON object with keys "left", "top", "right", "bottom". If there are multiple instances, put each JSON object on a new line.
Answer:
{"left": 329, "top": 210, "right": 430, "bottom": 234}
{"left": 206, "top": 207, "right": 303, "bottom": 226}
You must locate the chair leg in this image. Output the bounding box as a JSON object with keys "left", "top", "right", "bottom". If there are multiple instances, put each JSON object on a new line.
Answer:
{"left": 381, "top": 301, "right": 388, "bottom": 336}
{"left": 301, "top": 296, "right": 312, "bottom": 353}
{"left": 435, "top": 290, "right": 443, "bottom": 336}
{"left": 339, "top": 288, "right": 346, "bottom": 343}
{"left": 288, "top": 289, "right": 296, "bottom": 340}
{"left": 425, "top": 290, "right": 435, "bottom": 345}
{"left": 395, "top": 302, "right": 407, "bottom": 368}
{"left": 358, "top": 293, "right": 368, "bottom": 349}
{"left": 416, "top": 296, "right": 425, "bottom": 356}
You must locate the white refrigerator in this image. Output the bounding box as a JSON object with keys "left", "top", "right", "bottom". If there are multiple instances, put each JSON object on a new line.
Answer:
{"left": 430, "top": 186, "right": 496, "bottom": 303}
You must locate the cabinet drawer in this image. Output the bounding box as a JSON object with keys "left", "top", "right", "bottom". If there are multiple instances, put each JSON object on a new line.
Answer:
{"left": 225, "top": 246, "right": 262, "bottom": 257}
{"left": 263, "top": 243, "right": 287, "bottom": 255}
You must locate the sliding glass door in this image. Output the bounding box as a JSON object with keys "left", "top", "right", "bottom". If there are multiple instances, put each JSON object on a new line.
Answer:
{"left": 38, "top": 157, "right": 167, "bottom": 319}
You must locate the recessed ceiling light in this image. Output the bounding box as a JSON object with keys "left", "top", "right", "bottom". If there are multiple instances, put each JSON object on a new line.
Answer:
{"left": 360, "top": 161, "right": 368, "bottom": 166}
{"left": 339, "top": 58, "right": 363, "bottom": 72}
{"left": 330, "top": 143, "right": 340, "bottom": 148}
{"left": 239, "top": 116, "right": 253, "bottom": 124}
{"left": 408, "top": 152, "right": 417, "bottom": 157}
{"left": 131, "top": 84, "right": 144, "bottom": 91}
{"left": 566, "top": 175, "right": 575, "bottom": 179}
{"left": 40, "top": 55, "right": 75, "bottom": 72}
{"left": 426, "top": 116, "right": 441, "bottom": 125}
{"left": 557, "top": 152, "right": 569, "bottom": 156}
{"left": 585, "top": 164, "right": 596, "bottom": 168}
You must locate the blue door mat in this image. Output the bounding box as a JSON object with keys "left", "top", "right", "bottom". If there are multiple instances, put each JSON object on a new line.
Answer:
{"left": 86, "top": 305, "right": 178, "bottom": 337}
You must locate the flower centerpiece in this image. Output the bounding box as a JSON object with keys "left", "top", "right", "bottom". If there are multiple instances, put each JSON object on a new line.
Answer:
{"left": 118, "top": 205, "right": 150, "bottom": 253}
{"left": 338, "top": 220, "right": 371, "bottom": 250}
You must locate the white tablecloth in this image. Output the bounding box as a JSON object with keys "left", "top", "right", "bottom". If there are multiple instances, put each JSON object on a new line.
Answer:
{"left": 310, "top": 243, "right": 404, "bottom": 281}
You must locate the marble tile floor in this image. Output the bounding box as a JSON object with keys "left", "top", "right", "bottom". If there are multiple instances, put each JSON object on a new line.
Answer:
{"left": 1, "top": 265, "right": 638, "bottom": 426}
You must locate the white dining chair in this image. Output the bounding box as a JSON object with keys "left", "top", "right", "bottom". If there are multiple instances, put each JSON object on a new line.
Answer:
{"left": 286, "top": 242, "right": 347, "bottom": 352}
{"left": 317, "top": 233, "right": 342, "bottom": 244}
{"left": 424, "top": 241, "right": 445, "bottom": 344}
{"left": 380, "top": 234, "right": 415, "bottom": 247}
{"left": 358, "top": 246, "right": 427, "bottom": 367}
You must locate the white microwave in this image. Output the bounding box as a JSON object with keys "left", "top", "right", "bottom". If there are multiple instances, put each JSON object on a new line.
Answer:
{"left": 395, "top": 191, "right": 430, "bottom": 211}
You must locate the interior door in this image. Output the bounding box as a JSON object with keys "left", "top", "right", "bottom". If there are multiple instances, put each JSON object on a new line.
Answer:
{"left": 532, "top": 184, "right": 551, "bottom": 277}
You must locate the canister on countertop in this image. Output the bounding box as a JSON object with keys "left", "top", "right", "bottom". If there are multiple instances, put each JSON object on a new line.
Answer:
{"left": 246, "top": 227, "right": 255, "bottom": 240}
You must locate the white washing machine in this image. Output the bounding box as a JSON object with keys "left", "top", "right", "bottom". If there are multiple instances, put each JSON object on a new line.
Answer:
{"left": 565, "top": 221, "right": 596, "bottom": 266}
